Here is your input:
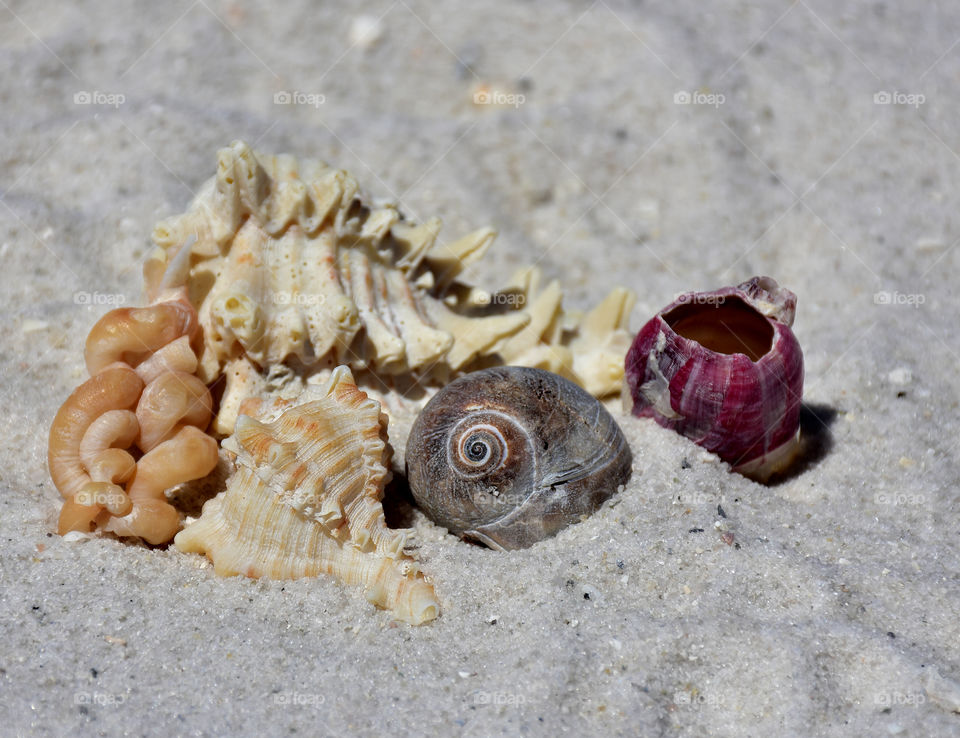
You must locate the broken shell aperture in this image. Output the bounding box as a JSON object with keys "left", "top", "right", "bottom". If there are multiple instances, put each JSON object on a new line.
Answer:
{"left": 625, "top": 276, "right": 804, "bottom": 481}
{"left": 406, "top": 366, "right": 632, "bottom": 550}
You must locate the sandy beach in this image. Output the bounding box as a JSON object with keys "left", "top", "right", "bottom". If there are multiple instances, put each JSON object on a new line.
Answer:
{"left": 1, "top": 1, "right": 959, "bottom": 735}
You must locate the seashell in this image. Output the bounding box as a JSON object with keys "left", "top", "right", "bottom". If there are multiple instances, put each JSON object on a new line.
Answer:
{"left": 49, "top": 293, "right": 220, "bottom": 544}
{"left": 173, "top": 366, "right": 439, "bottom": 625}
{"left": 405, "top": 366, "right": 633, "bottom": 550}
{"left": 143, "top": 141, "right": 635, "bottom": 435}
{"left": 624, "top": 276, "right": 804, "bottom": 481}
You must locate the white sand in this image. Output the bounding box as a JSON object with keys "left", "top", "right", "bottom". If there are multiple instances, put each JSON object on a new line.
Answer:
{"left": 2, "top": 1, "right": 958, "bottom": 735}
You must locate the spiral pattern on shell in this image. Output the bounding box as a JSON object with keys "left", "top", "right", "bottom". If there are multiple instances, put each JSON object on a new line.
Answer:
{"left": 406, "top": 366, "right": 632, "bottom": 550}
{"left": 449, "top": 417, "right": 511, "bottom": 477}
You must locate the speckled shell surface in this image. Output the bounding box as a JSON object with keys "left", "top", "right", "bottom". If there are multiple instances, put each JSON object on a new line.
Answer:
{"left": 405, "top": 366, "right": 633, "bottom": 550}
{"left": 144, "top": 141, "right": 635, "bottom": 435}
{"left": 173, "top": 366, "right": 438, "bottom": 625}
{"left": 624, "top": 276, "right": 804, "bottom": 480}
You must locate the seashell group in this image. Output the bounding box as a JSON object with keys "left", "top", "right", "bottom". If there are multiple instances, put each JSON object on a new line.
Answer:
{"left": 405, "top": 366, "right": 633, "bottom": 550}
{"left": 174, "top": 366, "right": 438, "bottom": 625}
{"left": 624, "top": 276, "right": 804, "bottom": 480}
{"left": 47, "top": 140, "right": 645, "bottom": 623}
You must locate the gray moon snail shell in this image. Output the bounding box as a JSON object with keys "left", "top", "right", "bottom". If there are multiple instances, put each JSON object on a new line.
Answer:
{"left": 405, "top": 366, "right": 632, "bottom": 550}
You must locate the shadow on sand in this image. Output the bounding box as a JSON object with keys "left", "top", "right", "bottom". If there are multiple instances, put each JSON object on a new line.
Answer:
{"left": 765, "top": 401, "right": 838, "bottom": 485}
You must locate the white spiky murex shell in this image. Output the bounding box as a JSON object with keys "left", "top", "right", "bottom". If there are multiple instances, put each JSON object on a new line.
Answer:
{"left": 143, "top": 141, "right": 635, "bottom": 434}
{"left": 173, "top": 366, "right": 439, "bottom": 625}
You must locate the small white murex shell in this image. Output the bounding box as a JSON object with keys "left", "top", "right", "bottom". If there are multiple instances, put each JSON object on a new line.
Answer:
{"left": 173, "top": 366, "right": 438, "bottom": 625}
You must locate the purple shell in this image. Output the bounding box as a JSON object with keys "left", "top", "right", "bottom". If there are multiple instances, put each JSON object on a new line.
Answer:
{"left": 625, "top": 276, "right": 804, "bottom": 480}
